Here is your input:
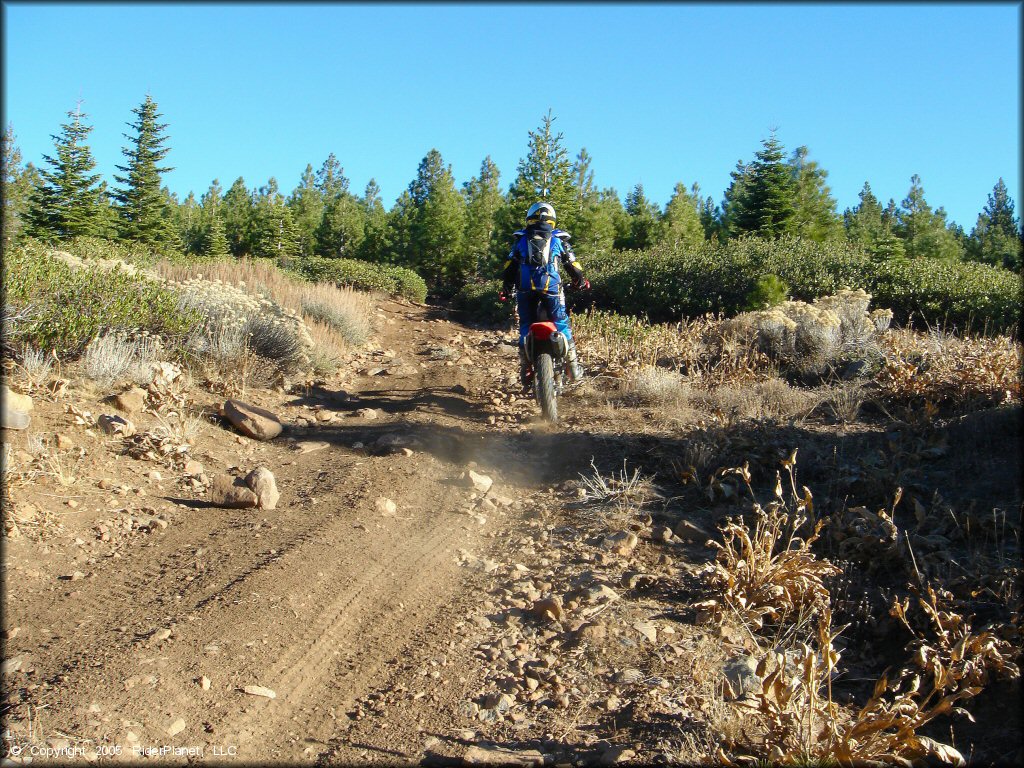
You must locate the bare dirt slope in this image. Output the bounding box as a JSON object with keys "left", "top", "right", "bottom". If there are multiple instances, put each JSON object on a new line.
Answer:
{"left": 2, "top": 300, "right": 646, "bottom": 764}
{"left": 3, "top": 299, "right": 1020, "bottom": 766}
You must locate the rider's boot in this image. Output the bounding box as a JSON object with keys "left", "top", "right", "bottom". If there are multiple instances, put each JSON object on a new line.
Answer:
{"left": 566, "top": 339, "right": 584, "bottom": 382}
{"left": 518, "top": 345, "right": 533, "bottom": 390}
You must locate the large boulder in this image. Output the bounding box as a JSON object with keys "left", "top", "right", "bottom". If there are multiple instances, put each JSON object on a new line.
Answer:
{"left": 209, "top": 475, "right": 259, "bottom": 508}
{"left": 221, "top": 400, "right": 283, "bottom": 441}
{"left": 1, "top": 385, "right": 33, "bottom": 413}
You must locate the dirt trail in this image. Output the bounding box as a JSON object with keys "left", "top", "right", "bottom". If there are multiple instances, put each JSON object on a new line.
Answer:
{"left": 2, "top": 300, "right": 604, "bottom": 764}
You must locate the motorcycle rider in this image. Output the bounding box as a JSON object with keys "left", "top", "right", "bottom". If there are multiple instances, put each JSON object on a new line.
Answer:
{"left": 499, "top": 202, "right": 589, "bottom": 388}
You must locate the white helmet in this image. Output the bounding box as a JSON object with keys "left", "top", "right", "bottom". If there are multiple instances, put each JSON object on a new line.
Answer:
{"left": 526, "top": 202, "right": 556, "bottom": 224}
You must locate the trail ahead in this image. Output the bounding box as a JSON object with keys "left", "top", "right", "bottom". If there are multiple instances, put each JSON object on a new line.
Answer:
{"left": 4, "top": 299, "right": 689, "bottom": 765}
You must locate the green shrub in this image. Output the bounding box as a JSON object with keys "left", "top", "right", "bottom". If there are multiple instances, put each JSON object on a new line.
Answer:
{"left": 579, "top": 236, "right": 1019, "bottom": 334}
{"left": 744, "top": 274, "right": 789, "bottom": 310}
{"left": 866, "top": 257, "right": 1021, "bottom": 334}
{"left": 2, "top": 239, "right": 202, "bottom": 357}
{"left": 453, "top": 280, "right": 513, "bottom": 325}
{"left": 287, "top": 256, "right": 427, "bottom": 302}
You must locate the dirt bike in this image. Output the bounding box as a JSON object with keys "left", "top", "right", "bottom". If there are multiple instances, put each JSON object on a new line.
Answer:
{"left": 522, "top": 300, "right": 570, "bottom": 423}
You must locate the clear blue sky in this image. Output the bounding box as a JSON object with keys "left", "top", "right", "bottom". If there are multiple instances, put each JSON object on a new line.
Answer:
{"left": 3, "top": 2, "right": 1020, "bottom": 230}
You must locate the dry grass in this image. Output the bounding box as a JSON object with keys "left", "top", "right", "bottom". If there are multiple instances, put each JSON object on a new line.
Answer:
{"left": 15, "top": 344, "right": 55, "bottom": 390}
{"left": 700, "top": 457, "right": 840, "bottom": 632}
{"left": 878, "top": 327, "right": 1021, "bottom": 409}
{"left": 83, "top": 331, "right": 162, "bottom": 388}
{"left": 577, "top": 459, "right": 656, "bottom": 509}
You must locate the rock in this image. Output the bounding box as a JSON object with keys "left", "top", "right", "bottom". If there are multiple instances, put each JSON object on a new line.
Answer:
{"left": 221, "top": 399, "right": 283, "bottom": 441}
{"left": 0, "top": 404, "right": 30, "bottom": 430}
{"left": 112, "top": 387, "right": 147, "bottom": 414}
{"left": 2, "top": 384, "right": 33, "bottom": 412}
{"left": 633, "top": 621, "right": 658, "bottom": 643}
{"left": 373, "top": 433, "right": 414, "bottom": 453}
{"left": 461, "top": 470, "right": 493, "bottom": 495}
{"left": 98, "top": 414, "right": 135, "bottom": 437}
{"left": 376, "top": 497, "right": 397, "bottom": 517}
{"left": 315, "top": 409, "right": 335, "bottom": 423}
{"left": 651, "top": 525, "right": 673, "bottom": 542}
{"left": 245, "top": 467, "right": 280, "bottom": 510}
{"left": 199, "top": 676, "right": 211, "bottom": 690}
{"left": 612, "top": 669, "right": 644, "bottom": 685}
{"left": 209, "top": 475, "right": 259, "bottom": 509}
{"left": 722, "top": 655, "right": 761, "bottom": 700}
{"left": 583, "top": 584, "right": 620, "bottom": 604}
{"left": 574, "top": 621, "right": 607, "bottom": 642}
{"left": 152, "top": 628, "right": 172, "bottom": 643}
{"left": 598, "top": 746, "right": 636, "bottom": 766}
{"left": 183, "top": 459, "right": 205, "bottom": 476}
{"left": 481, "top": 692, "right": 515, "bottom": 713}
{"left": 242, "top": 685, "right": 276, "bottom": 699}
{"left": 356, "top": 408, "right": 379, "bottom": 420}
{"left": 296, "top": 441, "right": 329, "bottom": 455}
{"left": 463, "top": 745, "right": 545, "bottom": 766}
{"left": 601, "top": 531, "right": 638, "bottom": 556}
{"left": 673, "top": 518, "right": 713, "bottom": 543}
{"left": 166, "top": 718, "right": 186, "bottom": 737}
{"left": 147, "top": 470, "right": 163, "bottom": 482}
{"left": 530, "top": 596, "right": 563, "bottom": 622}
{"left": 56, "top": 434, "right": 75, "bottom": 450}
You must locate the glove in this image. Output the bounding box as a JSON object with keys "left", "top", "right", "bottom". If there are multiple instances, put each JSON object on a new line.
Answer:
{"left": 575, "top": 278, "right": 591, "bottom": 291}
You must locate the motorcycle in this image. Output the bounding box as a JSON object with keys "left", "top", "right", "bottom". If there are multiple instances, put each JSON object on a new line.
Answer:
{"left": 522, "top": 299, "right": 570, "bottom": 423}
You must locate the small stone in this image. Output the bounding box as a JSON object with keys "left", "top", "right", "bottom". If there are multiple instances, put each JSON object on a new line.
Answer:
{"left": 69, "top": 571, "right": 86, "bottom": 581}
{"left": 98, "top": 414, "right": 135, "bottom": 437}
{"left": 243, "top": 684, "right": 276, "bottom": 699}
{"left": 673, "top": 518, "right": 713, "bottom": 543}
{"left": 199, "top": 676, "right": 211, "bottom": 690}
{"left": 357, "top": 408, "right": 379, "bottom": 420}
{"left": 183, "top": 459, "right": 205, "bottom": 476}
{"left": 221, "top": 399, "right": 283, "bottom": 441}
{"left": 315, "top": 409, "right": 335, "bottom": 423}
{"left": 166, "top": 718, "right": 186, "bottom": 737}
{"left": 147, "top": 470, "right": 163, "bottom": 482}
{"left": 612, "top": 669, "right": 644, "bottom": 685}
{"left": 575, "top": 621, "right": 607, "bottom": 642}
{"left": 633, "top": 621, "right": 658, "bottom": 643}
{"left": 601, "top": 531, "right": 638, "bottom": 556}
{"left": 530, "top": 596, "right": 563, "bottom": 622}
{"left": 599, "top": 746, "right": 636, "bottom": 765}
{"left": 463, "top": 745, "right": 545, "bottom": 766}
{"left": 209, "top": 475, "right": 259, "bottom": 509}
{"left": 296, "top": 441, "right": 329, "bottom": 455}
{"left": 56, "top": 434, "right": 75, "bottom": 450}
{"left": 651, "top": 525, "right": 673, "bottom": 542}
{"left": 376, "top": 497, "right": 397, "bottom": 517}
{"left": 112, "top": 387, "right": 147, "bottom": 415}
{"left": 152, "top": 628, "right": 172, "bottom": 642}
{"left": 723, "top": 655, "right": 762, "bottom": 700}
{"left": 244, "top": 467, "right": 280, "bottom": 510}
{"left": 462, "top": 470, "right": 493, "bottom": 495}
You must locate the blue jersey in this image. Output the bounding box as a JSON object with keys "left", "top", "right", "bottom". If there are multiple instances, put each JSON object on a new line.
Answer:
{"left": 505, "top": 229, "right": 580, "bottom": 295}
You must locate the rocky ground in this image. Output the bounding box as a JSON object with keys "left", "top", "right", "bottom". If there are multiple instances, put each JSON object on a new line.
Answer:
{"left": 1, "top": 299, "right": 746, "bottom": 766}
{"left": 2, "top": 298, "right": 1020, "bottom": 766}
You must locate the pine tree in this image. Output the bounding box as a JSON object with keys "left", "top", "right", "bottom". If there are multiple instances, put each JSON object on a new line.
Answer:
{"left": 26, "top": 104, "right": 105, "bottom": 240}
{"left": 503, "top": 110, "right": 578, "bottom": 238}
{"left": 462, "top": 156, "right": 503, "bottom": 278}
{"left": 204, "top": 212, "right": 230, "bottom": 259}
{"left": 659, "top": 182, "right": 705, "bottom": 248}
{"left": 732, "top": 133, "right": 797, "bottom": 238}
{"left": 113, "top": 94, "right": 175, "bottom": 249}
{"left": 408, "top": 149, "right": 466, "bottom": 288}
{"left": 174, "top": 192, "right": 204, "bottom": 255}
{"left": 623, "top": 184, "right": 660, "bottom": 250}
{"left": 221, "top": 177, "right": 254, "bottom": 257}
{"left": 843, "top": 182, "right": 904, "bottom": 259}
{"left": 253, "top": 178, "right": 299, "bottom": 261}
{"left": 287, "top": 164, "right": 325, "bottom": 259}
{"left": 895, "top": 175, "right": 962, "bottom": 260}
{"left": 313, "top": 155, "right": 363, "bottom": 258}
{"left": 720, "top": 159, "right": 751, "bottom": 239}
{"left": 966, "top": 178, "right": 1021, "bottom": 270}
{"left": 315, "top": 153, "right": 348, "bottom": 199}
{"left": 358, "top": 179, "right": 389, "bottom": 263}
{"left": 2, "top": 125, "right": 37, "bottom": 247}
{"left": 789, "top": 146, "right": 842, "bottom": 241}
{"left": 385, "top": 189, "right": 417, "bottom": 266}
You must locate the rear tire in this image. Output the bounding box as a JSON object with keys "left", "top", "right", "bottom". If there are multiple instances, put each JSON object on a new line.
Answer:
{"left": 534, "top": 352, "right": 558, "bottom": 423}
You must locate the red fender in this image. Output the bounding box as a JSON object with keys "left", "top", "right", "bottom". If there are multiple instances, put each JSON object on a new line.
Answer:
{"left": 529, "top": 322, "right": 558, "bottom": 341}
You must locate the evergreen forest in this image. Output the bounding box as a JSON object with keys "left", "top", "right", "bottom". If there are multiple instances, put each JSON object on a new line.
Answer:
{"left": 3, "top": 100, "right": 1021, "bottom": 330}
